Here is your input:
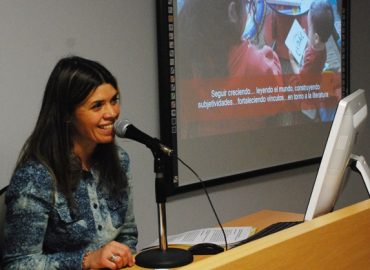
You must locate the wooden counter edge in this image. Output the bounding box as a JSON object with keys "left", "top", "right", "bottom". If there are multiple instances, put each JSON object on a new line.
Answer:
{"left": 179, "top": 199, "right": 370, "bottom": 270}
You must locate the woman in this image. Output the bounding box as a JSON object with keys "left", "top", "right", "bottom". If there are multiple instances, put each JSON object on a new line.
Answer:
{"left": 2, "top": 56, "right": 138, "bottom": 269}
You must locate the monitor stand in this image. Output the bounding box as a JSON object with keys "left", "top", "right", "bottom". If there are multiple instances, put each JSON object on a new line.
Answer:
{"left": 350, "top": 154, "right": 370, "bottom": 195}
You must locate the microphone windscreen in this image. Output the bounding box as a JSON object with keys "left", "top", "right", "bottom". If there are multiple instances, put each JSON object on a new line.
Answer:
{"left": 113, "top": 119, "right": 172, "bottom": 155}
{"left": 113, "top": 119, "right": 131, "bottom": 137}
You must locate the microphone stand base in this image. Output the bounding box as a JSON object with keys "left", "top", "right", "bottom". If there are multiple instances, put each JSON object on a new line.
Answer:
{"left": 135, "top": 247, "right": 193, "bottom": 269}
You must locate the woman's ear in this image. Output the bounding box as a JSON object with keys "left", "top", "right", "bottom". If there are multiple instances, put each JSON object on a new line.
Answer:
{"left": 228, "top": 1, "right": 238, "bottom": 24}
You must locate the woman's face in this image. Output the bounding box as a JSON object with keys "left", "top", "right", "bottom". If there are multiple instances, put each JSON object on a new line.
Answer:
{"left": 72, "top": 83, "right": 120, "bottom": 149}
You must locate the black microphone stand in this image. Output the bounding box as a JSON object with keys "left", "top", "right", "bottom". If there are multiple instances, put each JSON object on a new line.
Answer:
{"left": 135, "top": 151, "right": 193, "bottom": 268}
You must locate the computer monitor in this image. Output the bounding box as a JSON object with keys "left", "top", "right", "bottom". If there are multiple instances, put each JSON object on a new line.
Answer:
{"left": 304, "top": 89, "right": 369, "bottom": 220}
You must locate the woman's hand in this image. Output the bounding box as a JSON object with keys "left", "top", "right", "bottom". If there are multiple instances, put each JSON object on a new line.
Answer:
{"left": 84, "top": 241, "right": 135, "bottom": 269}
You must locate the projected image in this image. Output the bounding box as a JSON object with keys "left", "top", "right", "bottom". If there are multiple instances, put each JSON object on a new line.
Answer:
{"left": 158, "top": 0, "right": 347, "bottom": 189}
{"left": 176, "top": 0, "right": 342, "bottom": 139}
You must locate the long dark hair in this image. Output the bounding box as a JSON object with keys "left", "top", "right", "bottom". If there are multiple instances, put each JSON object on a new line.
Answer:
{"left": 15, "top": 56, "right": 127, "bottom": 208}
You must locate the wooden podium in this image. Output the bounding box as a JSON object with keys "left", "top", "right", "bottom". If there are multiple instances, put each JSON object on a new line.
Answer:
{"left": 132, "top": 199, "right": 370, "bottom": 269}
{"left": 181, "top": 199, "right": 370, "bottom": 269}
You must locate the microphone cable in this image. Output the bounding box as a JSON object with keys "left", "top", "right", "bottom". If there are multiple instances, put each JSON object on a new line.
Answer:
{"left": 176, "top": 156, "right": 229, "bottom": 251}
{"left": 113, "top": 119, "right": 228, "bottom": 249}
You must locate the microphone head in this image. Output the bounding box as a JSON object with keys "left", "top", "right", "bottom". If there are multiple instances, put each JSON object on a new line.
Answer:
{"left": 113, "top": 119, "right": 173, "bottom": 156}
{"left": 113, "top": 119, "right": 131, "bottom": 138}
{"left": 114, "top": 119, "right": 147, "bottom": 143}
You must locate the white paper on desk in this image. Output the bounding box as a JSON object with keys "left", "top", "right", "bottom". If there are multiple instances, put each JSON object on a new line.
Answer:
{"left": 146, "top": 227, "right": 255, "bottom": 248}
{"left": 285, "top": 19, "right": 308, "bottom": 64}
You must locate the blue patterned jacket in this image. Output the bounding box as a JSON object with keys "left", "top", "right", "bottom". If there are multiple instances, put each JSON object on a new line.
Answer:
{"left": 2, "top": 147, "right": 138, "bottom": 269}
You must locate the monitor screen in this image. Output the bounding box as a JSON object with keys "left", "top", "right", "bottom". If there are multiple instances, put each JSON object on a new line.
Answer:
{"left": 304, "top": 89, "right": 368, "bottom": 220}
{"left": 157, "top": 0, "right": 350, "bottom": 193}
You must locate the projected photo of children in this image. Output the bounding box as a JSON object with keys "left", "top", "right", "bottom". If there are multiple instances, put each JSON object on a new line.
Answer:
{"left": 176, "top": 0, "right": 342, "bottom": 139}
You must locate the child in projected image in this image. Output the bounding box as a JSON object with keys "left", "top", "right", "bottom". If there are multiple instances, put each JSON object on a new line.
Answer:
{"left": 178, "top": 0, "right": 282, "bottom": 79}
{"left": 289, "top": 0, "right": 334, "bottom": 76}
{"left": 177, "top": 0, "right": 284, "bottom": 136}
{"left": 289, "top": 0, "right": 335, "bottom": 121}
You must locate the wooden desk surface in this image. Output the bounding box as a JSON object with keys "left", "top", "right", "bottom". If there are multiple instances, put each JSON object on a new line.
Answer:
{"left": 130, "top": 209, "right": 303, "bottom": 270}
{"left": 182, "top": 199, "right": 370, "bottom": 270}
{"left": 130, "top": 200, "right": 370, "bottom": 269}
{"left": 222, "top": 209, "right": 303, "bottom": 228}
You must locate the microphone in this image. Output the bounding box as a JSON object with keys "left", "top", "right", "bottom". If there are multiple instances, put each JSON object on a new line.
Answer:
{"left": 114, "top": 119, "right": 173, "bottom": 157}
